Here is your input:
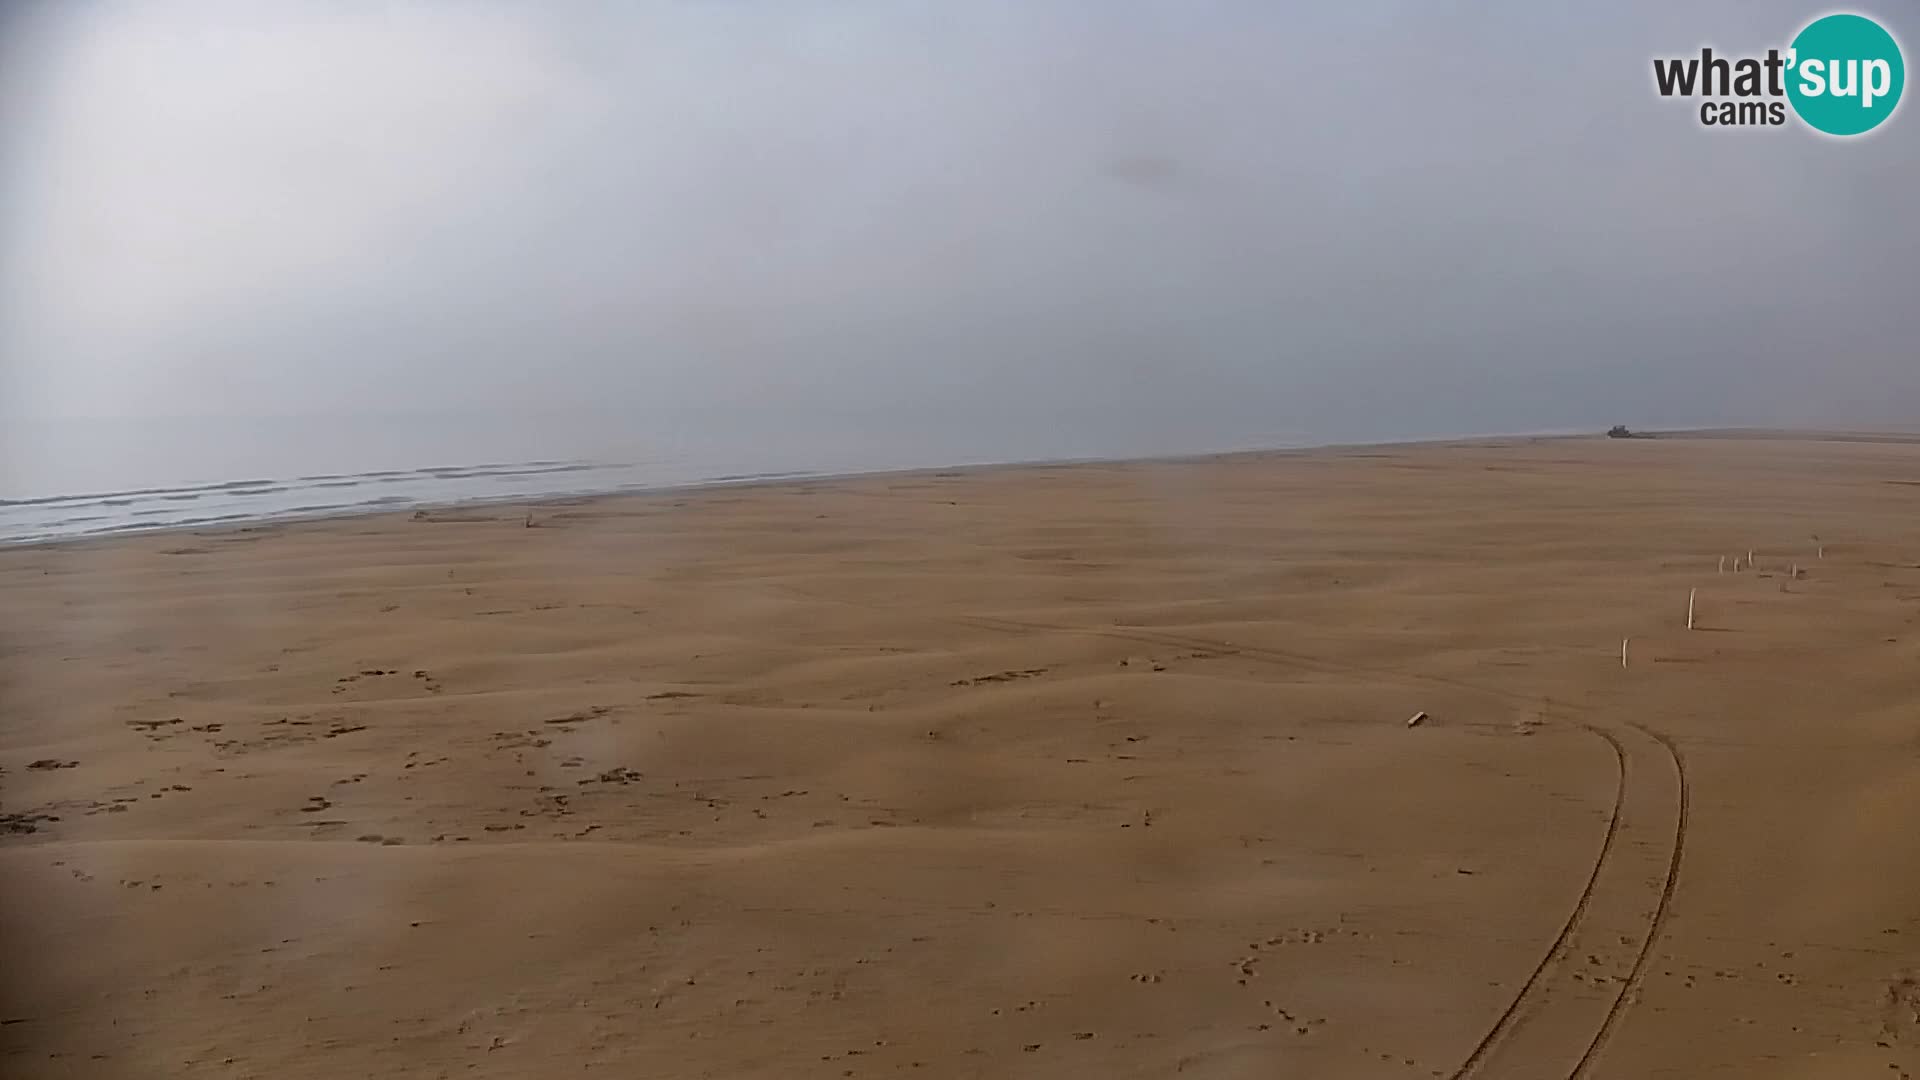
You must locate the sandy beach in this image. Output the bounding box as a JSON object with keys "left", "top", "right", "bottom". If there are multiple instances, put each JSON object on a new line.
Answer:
{"left": 4, "top": 433, "right": 1920, "bottom": 1079}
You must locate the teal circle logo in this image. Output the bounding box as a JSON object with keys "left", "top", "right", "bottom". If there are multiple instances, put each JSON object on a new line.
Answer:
{"left": 1786, "top": 13, "right": 1905, "bottom": 136}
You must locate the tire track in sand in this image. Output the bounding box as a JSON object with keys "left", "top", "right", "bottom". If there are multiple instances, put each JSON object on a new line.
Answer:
{"left": 1437, "top": 721, "right": 1686, "bottom": 1080}
{"left": 1564, "top": 723, "right": 1690, "bottom": 1079}
{"left": 953, "top": 612, "right": 1689, "bottom": 1080}
{"left": 766, "top": 588, "right": 1689, "bottom": 1077}
{"left": 1442, "top": 725, "right": 1628, "bottom": 1080}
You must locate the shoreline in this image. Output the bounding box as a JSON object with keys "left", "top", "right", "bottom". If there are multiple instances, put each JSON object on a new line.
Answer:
{"left": 1, "top": 428, "right": 1589, "bottom": 552}
{"left": 10, "top": 424, "right": 1914, "bottom": 553}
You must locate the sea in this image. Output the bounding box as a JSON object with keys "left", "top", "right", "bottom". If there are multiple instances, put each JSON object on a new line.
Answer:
{"left": 1, "top": 410, "right": 1578, "bottom": 546}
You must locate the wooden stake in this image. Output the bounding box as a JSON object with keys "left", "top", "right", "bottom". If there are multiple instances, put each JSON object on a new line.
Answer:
{"left": 1718, "top": 555, "right": 1725, "bottom": 574}
{"left": 1687, "top": 588, "right": 1696, "bottom": 630}
{"left": 1621, "top": 638, "right": 1630, "bottom": 669}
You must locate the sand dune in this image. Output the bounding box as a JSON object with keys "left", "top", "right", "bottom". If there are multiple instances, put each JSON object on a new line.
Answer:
{"left": 5, "top": 435, "right": 1920, "bottom": 1077}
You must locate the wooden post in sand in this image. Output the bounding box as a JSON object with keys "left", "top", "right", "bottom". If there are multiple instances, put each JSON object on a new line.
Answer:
{"left": 1718, "top": 555, "right": 1726, "bottom": 574}
{"left": 1687, "top": 588, "right": 1696, "bottom": 630}
{"left": 1621, "top": 638, "right": 1630, "bottom": 669}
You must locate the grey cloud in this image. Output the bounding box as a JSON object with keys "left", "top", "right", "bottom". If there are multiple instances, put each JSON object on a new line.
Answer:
{"left": 3, "top": 0, "right": 1917, "bottom": 445}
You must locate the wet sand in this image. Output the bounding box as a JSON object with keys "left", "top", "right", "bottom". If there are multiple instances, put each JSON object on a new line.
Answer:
{"left": 4, "top": 434, "right": 1920, "bottom": 1078}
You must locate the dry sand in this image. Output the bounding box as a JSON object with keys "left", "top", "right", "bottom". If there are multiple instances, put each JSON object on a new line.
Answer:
{"left": 4, "top": 434, "right": 1920, "bottom": 1078}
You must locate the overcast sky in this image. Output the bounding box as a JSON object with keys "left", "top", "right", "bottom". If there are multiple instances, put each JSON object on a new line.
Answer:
{"left": 3, "top": 1, "right": 1916, "bottom": 447}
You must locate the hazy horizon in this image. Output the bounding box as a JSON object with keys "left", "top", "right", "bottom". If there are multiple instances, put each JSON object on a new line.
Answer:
{"left": 4, "top": 2, "right": 1917, "bottom": 496}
